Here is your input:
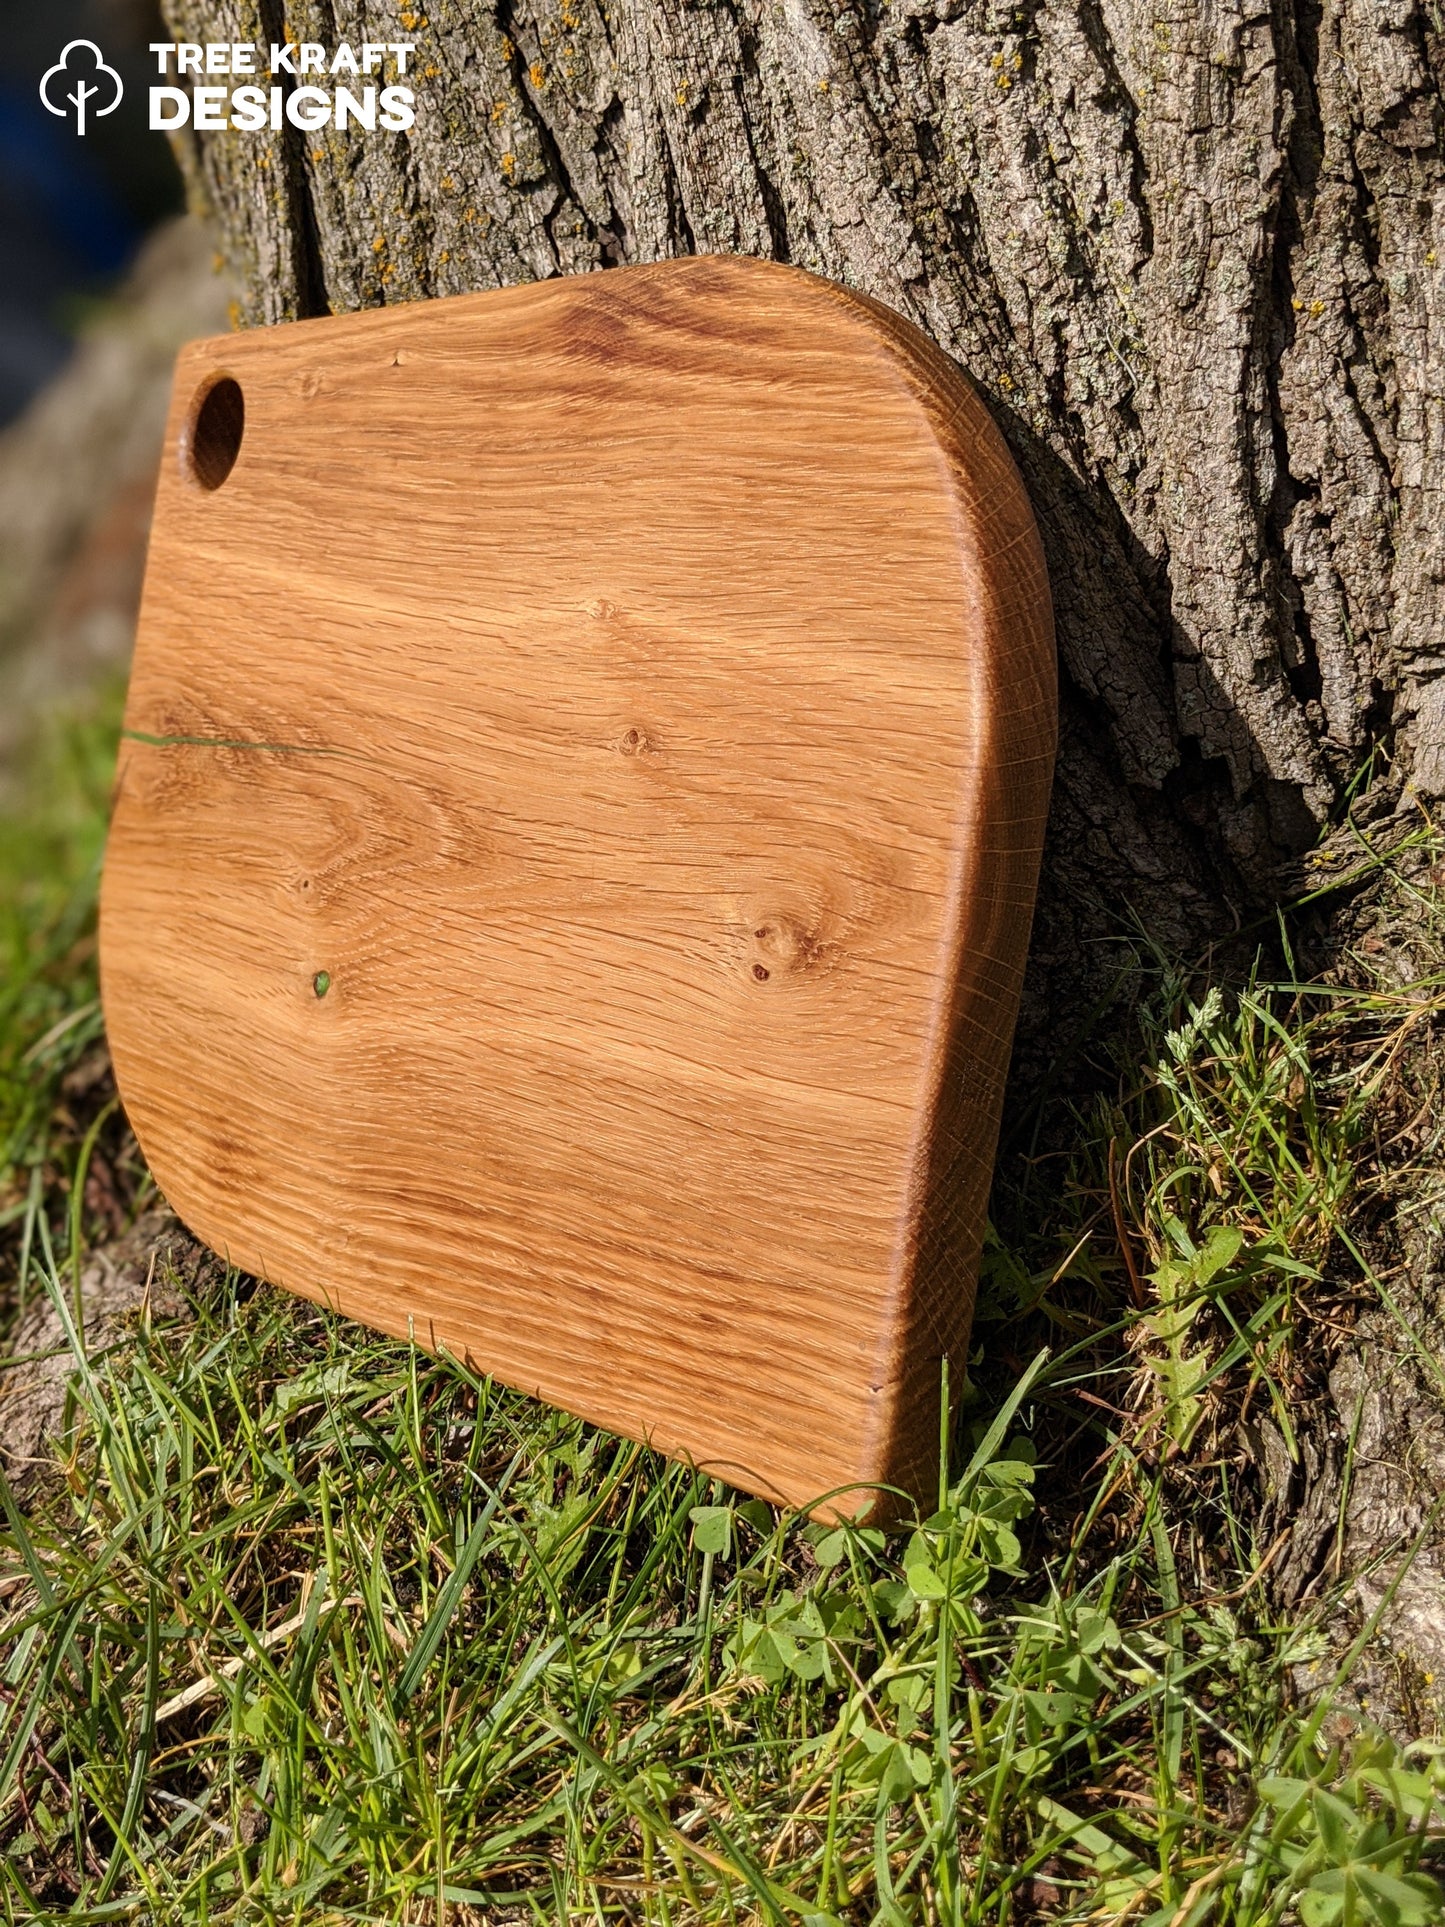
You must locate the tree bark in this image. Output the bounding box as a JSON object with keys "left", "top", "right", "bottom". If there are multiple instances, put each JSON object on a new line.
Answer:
{"left": 161, "top": 0, "right": 1443, "bottom": 950}
{"left": 159, "top": 0, "right": 1445, "bottom": 1684}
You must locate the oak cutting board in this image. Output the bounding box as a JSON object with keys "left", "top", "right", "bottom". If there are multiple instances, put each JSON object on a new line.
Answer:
{"left": 100, "top": 256, "right": 1056, "bottom": 1519}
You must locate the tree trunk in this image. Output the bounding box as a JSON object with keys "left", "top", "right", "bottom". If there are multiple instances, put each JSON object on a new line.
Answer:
{"left": 162, "top": 0, "right": 1443, "bottom": 952}
{"left": 159, "top": 0, "right": 1444, "bottom": 1680}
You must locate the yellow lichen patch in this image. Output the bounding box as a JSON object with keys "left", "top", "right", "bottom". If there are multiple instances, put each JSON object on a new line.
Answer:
{"left": 373, "top": 235, "right": 387, "bottom": 254}
{"left": 675, "top": 82, "right": 688, "bottom": 107}
{"left": 424, "top": 63, "right": 439, "bottom": 77}
{"left": 501, "top": 153, "right": 516, "bottom": 179}
{"left": 529, "top": 60, "right": 546, "bottom": 88}
{"left": 490, "top": 99, "right": 508, "bottom": 123}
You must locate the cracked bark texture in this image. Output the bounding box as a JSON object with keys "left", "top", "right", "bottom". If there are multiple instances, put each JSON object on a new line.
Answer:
{"left": 161, "top": 0, "right": 1444, "bottom": 1059}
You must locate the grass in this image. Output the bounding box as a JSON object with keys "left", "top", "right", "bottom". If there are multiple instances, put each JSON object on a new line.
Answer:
{"left": 0, "top": 691, "right": 128, "bottom": 1330}
{"left": 1, "top": 696, "right": 1444, "bottom": 1923}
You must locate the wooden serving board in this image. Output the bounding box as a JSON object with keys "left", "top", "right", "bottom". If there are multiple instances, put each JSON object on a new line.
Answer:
{"left": 100, "top": 256, "right": 1055, "bottom": 1518}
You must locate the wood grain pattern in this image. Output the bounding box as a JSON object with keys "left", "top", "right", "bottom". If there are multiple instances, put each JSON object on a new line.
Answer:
{"left": 99, "top": 255, "right": 1055, "bottom": 1519}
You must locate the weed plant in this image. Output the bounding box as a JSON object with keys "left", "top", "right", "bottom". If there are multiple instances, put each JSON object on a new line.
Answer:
{"left": 1, "top": 700, "right": 1443, "bottom": 1923}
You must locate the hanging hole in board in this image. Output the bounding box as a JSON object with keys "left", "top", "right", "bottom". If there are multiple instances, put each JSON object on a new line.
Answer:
{"left": 184, "top": 375, "right": 245, "bottom": 491}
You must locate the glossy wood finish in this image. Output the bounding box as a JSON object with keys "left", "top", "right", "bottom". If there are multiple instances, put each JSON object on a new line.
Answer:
{"left": 100, "top": 256, "right": 1056, "bottom": 1518}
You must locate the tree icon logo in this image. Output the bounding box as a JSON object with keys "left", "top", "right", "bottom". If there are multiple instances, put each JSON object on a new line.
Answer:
{"left": 40, "top": 40, "right": 124, "bottom": 137}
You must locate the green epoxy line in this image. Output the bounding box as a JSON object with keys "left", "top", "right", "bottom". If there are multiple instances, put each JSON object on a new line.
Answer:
{"left": 122, "top": 728, "right": 345, "bottom": 756}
